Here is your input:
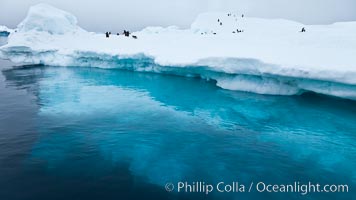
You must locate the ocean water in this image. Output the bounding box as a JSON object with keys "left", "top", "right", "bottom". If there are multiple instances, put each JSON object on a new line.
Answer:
{"left": 0, "top": 42, "right": 355, "bottom": 199}
{"left": 0, "top": 62, "right": 355, "bottom": 200}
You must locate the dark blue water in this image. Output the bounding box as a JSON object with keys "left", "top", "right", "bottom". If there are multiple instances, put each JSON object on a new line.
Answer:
{"left": 0, "top": 60, "right": 355, "bottom": 199}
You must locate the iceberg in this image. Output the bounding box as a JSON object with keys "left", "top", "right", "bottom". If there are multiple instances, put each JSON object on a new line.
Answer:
{"left": 16, "top": 3, "right": 83, "bottom": 35}
{"left": 1, "top": 3, "right": 356, "bottom": 99}
{"left": 0, "top": 25, "right": 13, "bottom": 36}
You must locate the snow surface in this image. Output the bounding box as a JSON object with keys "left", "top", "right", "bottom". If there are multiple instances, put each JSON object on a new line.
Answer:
{"left": 1, "top": 4, "right": 356, "bottom": 99}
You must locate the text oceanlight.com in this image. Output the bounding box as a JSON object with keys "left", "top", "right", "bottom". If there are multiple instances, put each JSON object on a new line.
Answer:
{"left": 165, "top": 181, "right": 349, "bottom": 195}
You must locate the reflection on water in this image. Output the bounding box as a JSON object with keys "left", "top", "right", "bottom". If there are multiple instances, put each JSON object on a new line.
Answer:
{"left": 0, "top": 64, "right": 355, "bottom": 200}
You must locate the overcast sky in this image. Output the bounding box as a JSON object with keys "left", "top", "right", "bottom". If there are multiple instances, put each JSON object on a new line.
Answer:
{"left": 1, "top": 0, "right": 356, "bottom": 32}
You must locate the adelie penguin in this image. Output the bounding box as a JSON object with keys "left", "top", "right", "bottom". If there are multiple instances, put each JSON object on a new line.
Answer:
{"left": 123, "top": 30, "right": 130, "bottom": 37}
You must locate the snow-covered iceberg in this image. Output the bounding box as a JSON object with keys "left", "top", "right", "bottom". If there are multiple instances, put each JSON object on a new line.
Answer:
{"left": 1, "top": 3, "right": 356, "bottom": 99}
{"left": 0, "top": 25, "right": 13, "bottom": 36}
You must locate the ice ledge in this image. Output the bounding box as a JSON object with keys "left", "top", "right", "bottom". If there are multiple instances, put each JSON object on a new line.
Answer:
{"left": 1, "top": 3, "right": 356, "bottom": 100}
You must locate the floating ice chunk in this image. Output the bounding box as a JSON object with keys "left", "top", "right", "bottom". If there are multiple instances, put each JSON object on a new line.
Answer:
{"left": 0, "top": 25, "right": 13, "bottom": 36}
